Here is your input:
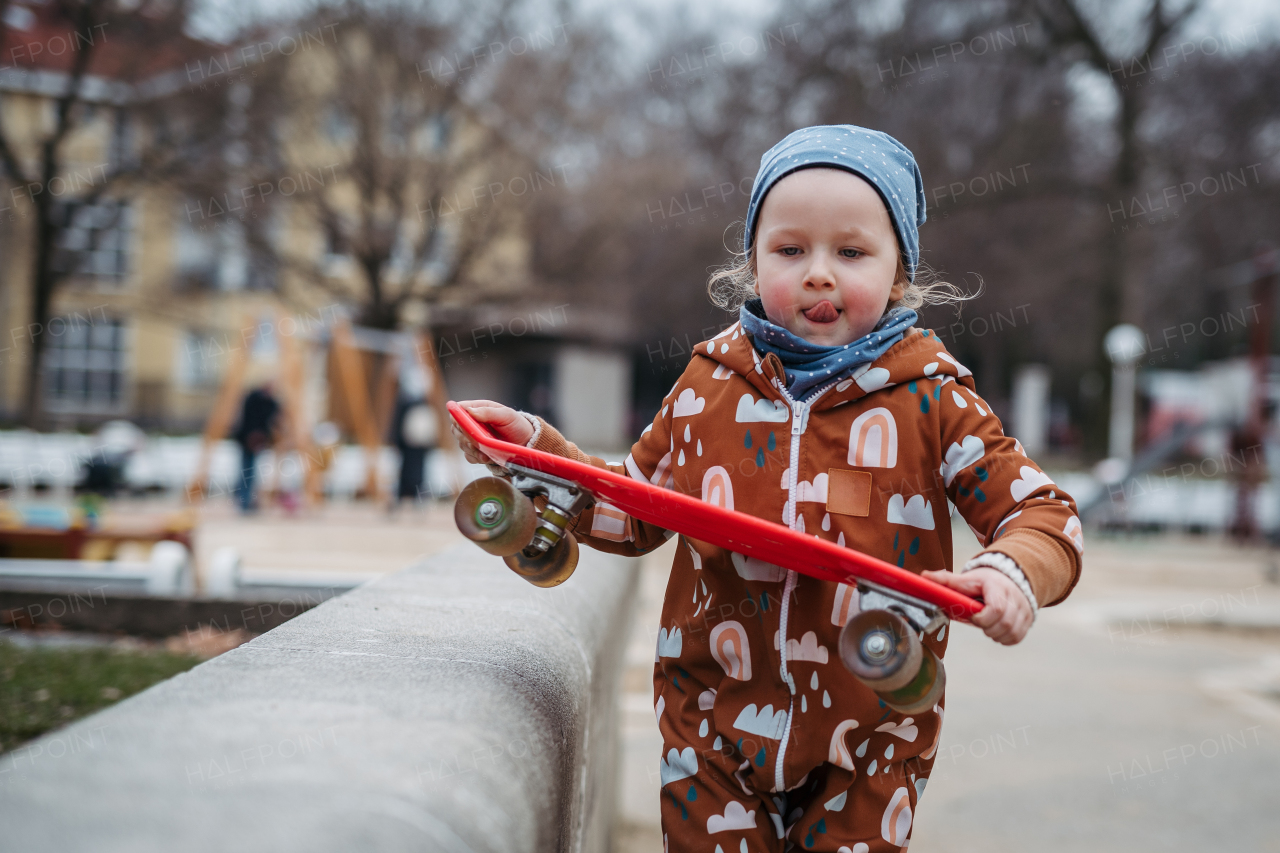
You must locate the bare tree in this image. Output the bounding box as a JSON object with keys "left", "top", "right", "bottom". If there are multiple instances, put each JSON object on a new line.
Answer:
{"left": 601, "top": 0, "right": 1268, "bottom": 451}
{"left": 0, "top": 0, "right": 232, "bottom": 426}
{"left": 236, "top": 0, "right": 595, "bottom": 332}
{"left": 1020, "top": 0, "right": 1202, "bottom": 331}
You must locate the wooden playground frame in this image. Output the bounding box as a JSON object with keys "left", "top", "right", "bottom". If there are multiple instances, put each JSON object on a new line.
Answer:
{"left": 185, "top": 313, "right": 461, "bottom": 507}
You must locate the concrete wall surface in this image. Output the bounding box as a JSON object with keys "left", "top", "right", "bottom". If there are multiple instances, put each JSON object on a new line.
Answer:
{"left": 0, "top": 543, "right": 639, "bottom": 853}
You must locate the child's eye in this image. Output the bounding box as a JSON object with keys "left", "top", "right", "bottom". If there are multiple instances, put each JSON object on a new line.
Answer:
{"left": 840, "top": 248, "right": 862, "bottom": 259}
{"left": 779, "top": 247, "right": 801, "bottom": 256}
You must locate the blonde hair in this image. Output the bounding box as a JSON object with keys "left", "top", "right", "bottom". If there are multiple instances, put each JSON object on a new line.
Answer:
{"left": 708, "top": 240, "right": 973, "bottom": 313}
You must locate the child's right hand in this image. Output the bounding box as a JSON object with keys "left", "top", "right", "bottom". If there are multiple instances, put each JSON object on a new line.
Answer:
{"left": 449, "top": 400, "right": 535, "bottom": 465}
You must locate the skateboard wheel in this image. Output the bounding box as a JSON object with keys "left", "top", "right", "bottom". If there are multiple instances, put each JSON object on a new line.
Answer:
{"left": 838, "top": 609, "right": 923, "bottom": 693}
{"left": 502, "top": 531, "right": 580, "bottom": 588}
{"left": 876, "top": 646, "right": 945, "bottom": 715}
{"left": 454, "top": 477, "right": 538, "bottom": 557}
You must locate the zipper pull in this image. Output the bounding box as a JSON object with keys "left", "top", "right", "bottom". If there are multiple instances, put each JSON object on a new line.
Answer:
{"left": 791, "top": 401, "right": 806, "bottom": 435}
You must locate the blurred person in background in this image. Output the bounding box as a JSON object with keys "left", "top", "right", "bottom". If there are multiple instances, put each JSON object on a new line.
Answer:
{"left": 233, "top": 383, "right": 280, "bottom": 514}
{"left": 77, "top": 420, "right": 146, "bottom": 523}
{"left": 390, "top": 397, "right": 437, "bottom": 511}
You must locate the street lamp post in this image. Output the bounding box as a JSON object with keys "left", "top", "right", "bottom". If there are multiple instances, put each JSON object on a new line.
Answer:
{"left": 1104, "top": 324, "right": 1145, "bottom": 464}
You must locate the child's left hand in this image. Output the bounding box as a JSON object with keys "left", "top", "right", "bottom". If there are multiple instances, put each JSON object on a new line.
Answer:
{"left": 921, "top": 568, "right": 1033, "bottom": 646}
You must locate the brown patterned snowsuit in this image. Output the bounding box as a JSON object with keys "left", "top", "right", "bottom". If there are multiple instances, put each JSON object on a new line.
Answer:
{"left": 530, "top": 324, "right": 1082, "bottom": 851}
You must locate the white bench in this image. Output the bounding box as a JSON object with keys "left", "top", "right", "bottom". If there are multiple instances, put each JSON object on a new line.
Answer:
{"left": 0, "top": 540, "right": 193, "bottom": 596}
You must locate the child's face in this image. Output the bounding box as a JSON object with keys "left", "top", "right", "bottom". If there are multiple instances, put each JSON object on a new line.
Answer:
{"left": 753, "top": 168, "right": 904, "bottom": 347}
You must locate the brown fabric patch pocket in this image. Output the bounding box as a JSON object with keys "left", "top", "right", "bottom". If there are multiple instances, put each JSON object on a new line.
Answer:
{"left": 827, "top": 468, "right": 872, "bottom": 517}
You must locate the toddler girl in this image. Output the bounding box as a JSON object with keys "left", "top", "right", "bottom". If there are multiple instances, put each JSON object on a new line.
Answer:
{"left": 453, "top": 125, "right": 1082, "bottom": 852}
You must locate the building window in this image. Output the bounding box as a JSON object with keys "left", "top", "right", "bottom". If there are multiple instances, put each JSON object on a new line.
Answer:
{"left": 43, "top": 318, "right": 128, "bottom": 413}
{"left": 108, "top": 108, "right": 134, "bottom": 169}
{"left": 174, "top": 330, "right": 220, "bottom": 391}
{"left": 52, "top": 200, "right": 132, "bottom": 280}
{"left": 173, "top": 207, "right": 221, "bottom": 289}
{"left": 174, "top": 200, "right": 276, "bottom": 292}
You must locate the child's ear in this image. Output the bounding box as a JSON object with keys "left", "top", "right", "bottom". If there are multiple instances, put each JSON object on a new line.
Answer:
{"left": 890, "top": 259, "right": 908, "bottom": 302}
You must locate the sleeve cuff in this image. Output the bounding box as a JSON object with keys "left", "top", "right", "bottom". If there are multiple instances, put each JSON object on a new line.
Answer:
{"left": 977, "top": 527, "right": 1080, "bottom": 606}
{"left": 518, "top": 413, "right": 596, "bottom": 466}
{"left": 962, "top": 551, "right": 1038, "bottom": 618}
{"left": 520, "top": 412, "right": 542, "bottom": 448}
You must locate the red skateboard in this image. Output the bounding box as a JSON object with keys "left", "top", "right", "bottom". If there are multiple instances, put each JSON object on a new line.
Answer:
{"left": 448, "top": 401, "right": 982, "bottom": 712}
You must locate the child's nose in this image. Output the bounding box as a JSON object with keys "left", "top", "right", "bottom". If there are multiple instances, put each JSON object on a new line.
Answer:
{"left": 803, "top": 257, "right": 836, "bottom": 290}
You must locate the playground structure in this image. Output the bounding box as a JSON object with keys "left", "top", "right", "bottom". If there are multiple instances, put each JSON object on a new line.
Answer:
{"left": 0, "top": 311, "right": 466, "bottom": 600}
{"left": 184, "top": 312, "right": 463, "bottom": 508}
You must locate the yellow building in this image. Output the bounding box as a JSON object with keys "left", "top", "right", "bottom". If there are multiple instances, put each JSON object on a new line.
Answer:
{"left": 0, "top": 2, "right": 300, "bottom": 430}
{"left": 0, "top": 4, "right": 633, "bottom": 449}
{"left": 0, "top": 4, "right": 541, "bottom": 434}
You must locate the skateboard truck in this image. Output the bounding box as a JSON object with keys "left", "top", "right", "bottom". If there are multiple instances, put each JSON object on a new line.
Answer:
{"left": 506, "top": 464, "right": 594, "bottom": 557}
{"left": 838, "top": 583, "right": 948, "bottom": 715}
{"left": 856, "top": 582, "right": 947, "bottom": 635}
{"left": 454, "top": 463, "right": 594, "bottom": 588}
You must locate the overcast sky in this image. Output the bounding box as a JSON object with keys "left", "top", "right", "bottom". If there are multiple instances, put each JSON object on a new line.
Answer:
{"left": 190, "top": 0, "right": 1280, "bottom": 54}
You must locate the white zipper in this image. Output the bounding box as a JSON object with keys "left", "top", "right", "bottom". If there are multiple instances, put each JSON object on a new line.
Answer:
{"left": 772, "top": 375, "right": 839, "bottom": 793}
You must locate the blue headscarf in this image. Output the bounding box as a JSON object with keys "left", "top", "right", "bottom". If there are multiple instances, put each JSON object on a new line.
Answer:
{"left": 744, "top": 125, "right": 927, "bottom": 279}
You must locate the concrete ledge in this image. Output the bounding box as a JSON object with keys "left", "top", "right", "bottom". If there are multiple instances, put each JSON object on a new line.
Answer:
{"left": 0, "top": 543, "right": 639, "bottom": 853}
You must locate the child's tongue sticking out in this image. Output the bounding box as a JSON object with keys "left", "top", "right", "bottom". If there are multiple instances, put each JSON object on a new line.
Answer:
{"left": 802, "top": 300, "right": 840, "bottom": 324}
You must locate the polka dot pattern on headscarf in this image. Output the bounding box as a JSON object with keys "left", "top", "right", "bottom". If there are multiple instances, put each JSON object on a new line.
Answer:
{"left": 743, "top": 125, "right": 927, "bottom": 280}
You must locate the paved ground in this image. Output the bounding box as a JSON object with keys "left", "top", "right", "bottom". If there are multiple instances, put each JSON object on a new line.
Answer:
{"left": 613, "top": 529, "right": 1280, "bottom": 853}
{"left": 102, "top": 495, "right": 464, "bottom": 586}
{"left": 192, "top": 498, "right": 463, "bottom": 581}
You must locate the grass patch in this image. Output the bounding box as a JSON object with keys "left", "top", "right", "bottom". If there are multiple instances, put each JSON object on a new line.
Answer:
{"left": 0, "top": 641, "right": 203, "bottom": 754}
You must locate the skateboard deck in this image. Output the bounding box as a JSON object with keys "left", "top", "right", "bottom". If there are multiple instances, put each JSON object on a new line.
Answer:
{"left": 448, "top": 402, "right": 983, "bottom": 622}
